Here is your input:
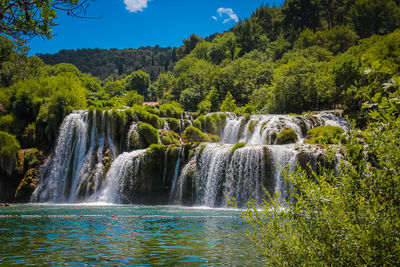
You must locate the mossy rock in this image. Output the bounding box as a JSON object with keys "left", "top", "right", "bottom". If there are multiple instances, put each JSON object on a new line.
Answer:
{"left": 209, "top": 134, "right": 220, "bottom": 143}
{"left": 102, "top": 149, "right": 114, "bottom": 174}
{"left": 160, "top": 130, "right": 180, "bottom": 145}
{"left": 277, "top": 128, "right": 298, "bottom": 145}
{"left": 230, "top": 142, "right": 246, "bottom": 156}
{"left": 247, "top": 120, "right": 257, "bottom": 134}
{"left": 138, "top": 122, "right": 159, "bottom": 147}
{"left": 305, "top": 125, "right": 346, "bottom": 144}
{"left": 129, "top": 127, "right": 141, "bottom": 150}
{"left": 15, "top": 168, "right": 40, "bottom": 202}
{"left": 166, "top": 118, "right": 180, "bottom": 133}
{"left": 182, "top": 126, "right": 210, "bottom": 143}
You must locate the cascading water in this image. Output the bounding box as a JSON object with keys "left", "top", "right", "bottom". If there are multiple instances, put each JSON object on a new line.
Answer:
{"left": 33, "top": 107, "right": 345, "bottom": 207}
{"left": 169, "top": 111, "right": 347, "bottom": 207}
{"left": 93, "top": 149, "right": 147, "bottom": 203}
{"left": 32, "top": 110, "right": 120, "bottom": 203}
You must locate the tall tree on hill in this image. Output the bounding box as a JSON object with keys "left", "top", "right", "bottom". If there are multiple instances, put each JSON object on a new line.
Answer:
{"left": 127, "top": 70, "right": 151, "bottom": 99}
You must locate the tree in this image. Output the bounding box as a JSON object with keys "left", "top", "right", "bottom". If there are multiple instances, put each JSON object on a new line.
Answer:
{"left": 127, "top": 70, "right": 151, "bottom": 98}
{"left": 350, "top": 0, "right": 400, "bottom": 38}
{"left": 219, "top": 91, "right": 237, "bottom": 112}
{"left": 234, "top": 17, "right": 266, "bottom": 54}
{"left": 198, "top": 88, "right": 220, "bottom": 113}
{"left": 0, "top": 0, "right": 93, "bottom": 43}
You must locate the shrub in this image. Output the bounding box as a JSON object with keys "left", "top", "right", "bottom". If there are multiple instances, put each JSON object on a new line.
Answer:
{"left": 159, "top": 102, "right": 183, "bottom": 118}
{"left": 0, "top": 131, "right": 20, "bottom": 176}
{"left": 138, "top": 122, "right": 159, "bottom": 147}
{"left": 277, "top": 128, "right": 298, "bottom": 144}
{"left": 182, "top": 126, "right": 210, "bottom": 143}
{"left": 306, "top": 125, "right": 346, "bottom": 144}
{"left": 230, "top": 142, "right": 246, "bottom": 155}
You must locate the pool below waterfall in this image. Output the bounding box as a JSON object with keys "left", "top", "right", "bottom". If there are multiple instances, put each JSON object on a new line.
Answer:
{"left": 0, "top": 204, "right": 263, "bottom": 266}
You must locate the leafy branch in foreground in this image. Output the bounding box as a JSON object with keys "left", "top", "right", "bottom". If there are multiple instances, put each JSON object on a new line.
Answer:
{"left": 0, "top": 0, "right": 93, "bottom": 43}
{"left": 229, "top": 85, "right": 400, "bottom": 266}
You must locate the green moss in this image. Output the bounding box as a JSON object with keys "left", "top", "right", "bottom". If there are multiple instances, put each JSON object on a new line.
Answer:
{"left": 305, "top": 125, "right": 346, "bottom": 144}
{"left": 147, "top": 144, "right": 166, "bottom": 157}
{"left": 277, "top": 128, "right": 299, "bottom": 145}
{"left": 160, "top": 130, "right": 180, "bottom": 145}
{"left": 209, "top": 134, "right": 220, "bottom": 143}
{"left": 0, "top": 114, "right": 15, "bottom": 133}
{"left": 182, "top": 126, "right": 211, "bottom": 143}
{"left": 138, "top": 122, "right": 159, "bottom": 147}
{"left": 0, "top": 131, "right": 20, "bottom": 176}
{"left": 129, "top": 128, "right": 141, "bottom": 149}
{"left": 193, "top": 119, "right": 202, "bottom": 130}
{"left": 248, "top": 120, "right": 257, "bottom": 134}
{"left": 231, "top": 142, "right": 246, "bottom": 156}
{"left": 21, "top": 123, "right": 36, "bottom": 147}
{"left": 166, "top": 118, "right": 180, "bottom": 133}
{"left": 23, "top": 148, "right": 42, "bottom": 170}
{"left": 198, "top": 144, "right": 206, "bottom": 157}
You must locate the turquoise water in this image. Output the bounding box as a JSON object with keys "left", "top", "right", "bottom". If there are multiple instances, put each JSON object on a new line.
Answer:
{"left": 0, "top": 204, "right": 263, "bottom": 266}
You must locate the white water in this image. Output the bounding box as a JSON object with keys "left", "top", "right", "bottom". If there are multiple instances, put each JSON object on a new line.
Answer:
{"left": 34, "top": 110, "right": 345, "bottom": 207}
{"left": 94, "top": 150, "right": 147, "bottom": 203}
{"left": 33, "top": 110, "right": 118, "bottom": 203}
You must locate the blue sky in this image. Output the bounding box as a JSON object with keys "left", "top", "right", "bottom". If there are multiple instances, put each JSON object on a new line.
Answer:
{"left": 28, "top": 0, "right": 284, "bottom": 56}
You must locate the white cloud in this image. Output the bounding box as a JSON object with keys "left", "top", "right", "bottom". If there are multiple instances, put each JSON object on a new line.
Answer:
{"left": 124, "top": 0, "right": 150, "bottom": 13}
{"left": 215, "top": 7, "right": 239, "bottom": 24}
{"left": 212, "top": 16, "right": 218, "bottom": 21}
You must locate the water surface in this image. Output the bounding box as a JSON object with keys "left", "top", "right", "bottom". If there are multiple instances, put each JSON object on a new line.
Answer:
{"left": 0, "top": 204, "right": 263, "bottom": 266}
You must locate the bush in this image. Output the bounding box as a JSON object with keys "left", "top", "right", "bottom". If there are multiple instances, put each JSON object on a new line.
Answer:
{"left": 0, "top": 131, "right": 20, "bottom": 176}
{"left": 277, "top": 128, "right": 298, "bottom": 144}
{"left": 159, "top": 102, "right": 183, "bottom": 118}
{"left": 230, "top": 142, "right": 246, "bottom": 155}
{"left": 182, "top": 126, "right": 210, "bottom": 143}
{"left": 305, "top": 125, "right": 346, "bottom": 144}
{"left": 138, "top": 122, "right": 159, "bottom": 147}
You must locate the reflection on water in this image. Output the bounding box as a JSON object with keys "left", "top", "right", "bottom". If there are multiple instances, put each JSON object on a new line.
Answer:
{"left": 0, "top": 205, "right": 263, "bottom": 266}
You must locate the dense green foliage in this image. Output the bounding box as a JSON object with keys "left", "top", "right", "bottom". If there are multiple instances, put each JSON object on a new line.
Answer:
{"left": 305, "top": 125, "right": 346, "bottom": 144}
{"left": 38, "top": 46, "right": 178, "bottom": 81}
{"left": 0, "top": 131, "right": 20, "bottom": 176}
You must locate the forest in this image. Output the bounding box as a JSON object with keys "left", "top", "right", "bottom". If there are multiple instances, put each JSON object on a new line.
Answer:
{"left": 1, "top": 0, "right": 400, "bottom": 265}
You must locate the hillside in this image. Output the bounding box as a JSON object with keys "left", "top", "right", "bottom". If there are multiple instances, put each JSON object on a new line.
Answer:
{"left": 38, "top": 46, "right": 178, "bottom": 81}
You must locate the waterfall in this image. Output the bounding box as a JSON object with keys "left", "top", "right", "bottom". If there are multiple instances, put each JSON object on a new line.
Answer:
{"left": 172, "top": 143, "right": 327, "bottom": 207}
{"left": 93, "top": 149, "right": 147, "bottom": 203}
{"left": 32, "top": 110, "right": 117, "bottom": 203}
{"left": 169, "top": 145, "right": 185, "bottom": 202}
{"left": 220, "top": 113, "right": 347, "bottom": 145}
{"left": 33, "top": 108, "right": 344, "bottom": 207}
